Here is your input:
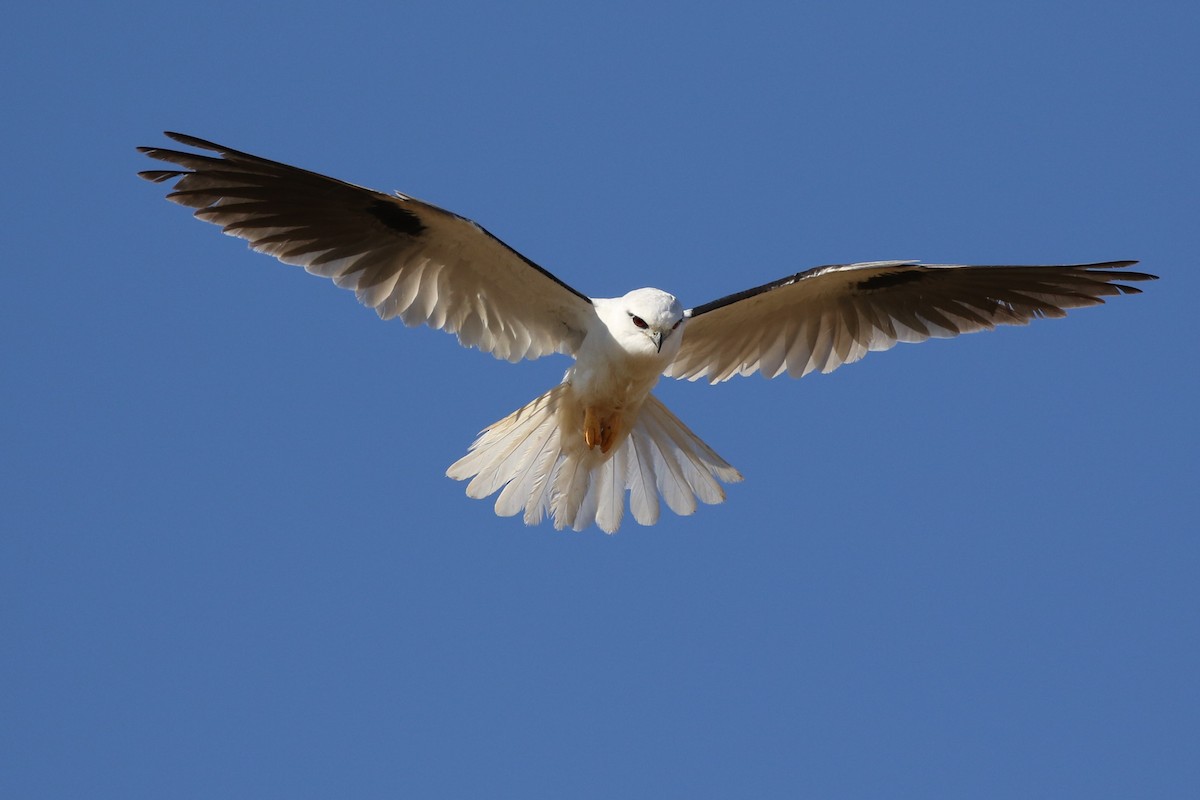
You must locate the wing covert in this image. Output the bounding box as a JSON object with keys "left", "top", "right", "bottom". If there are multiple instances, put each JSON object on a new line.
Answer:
{"left": 138, "top": 132, "right": 595, "bottom": 362}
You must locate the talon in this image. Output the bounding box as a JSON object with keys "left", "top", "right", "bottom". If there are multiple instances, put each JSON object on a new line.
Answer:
{"left": 599, "top": 412, "right": 621, "bottom": 454}
{"left": 583, "top": 407, "right": 600, "bottom": 450}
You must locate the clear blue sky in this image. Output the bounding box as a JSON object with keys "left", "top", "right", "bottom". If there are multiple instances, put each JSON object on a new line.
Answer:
{"left": 3, "top": 1, "right": 1197, "bottom": 797}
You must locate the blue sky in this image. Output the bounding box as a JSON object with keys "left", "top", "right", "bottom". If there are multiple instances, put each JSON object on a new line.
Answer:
{"left": 3, "top": 1, "right": 1198, "bottom": 797}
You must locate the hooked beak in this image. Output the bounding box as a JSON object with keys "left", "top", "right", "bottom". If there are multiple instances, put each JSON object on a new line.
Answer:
{"left": 649, "top": 329, "right": 664, "bottom": 352}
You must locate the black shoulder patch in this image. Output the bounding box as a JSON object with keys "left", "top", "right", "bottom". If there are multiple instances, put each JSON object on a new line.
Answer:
{"left": 856, "top": 269, "right": 926, "bottom": 291}
{"left": 367, "top": 199, "right": 425, "bottom": 236}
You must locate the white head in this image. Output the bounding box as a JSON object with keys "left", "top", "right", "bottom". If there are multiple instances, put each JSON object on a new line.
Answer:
{"left": 608, "top": 288, "right": 686, "bottom": 358}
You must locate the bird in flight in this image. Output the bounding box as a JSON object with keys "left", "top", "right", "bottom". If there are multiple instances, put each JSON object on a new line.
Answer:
{"left": 139, "top": 132, "right": 1156, "bottom": 533}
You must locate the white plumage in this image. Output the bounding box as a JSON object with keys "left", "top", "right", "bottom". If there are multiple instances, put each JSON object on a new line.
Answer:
{"left": 139, "top": 133, "right": 1156, "bottom": 533}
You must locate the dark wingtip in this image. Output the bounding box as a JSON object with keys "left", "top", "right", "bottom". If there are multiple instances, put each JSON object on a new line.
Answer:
{"left": 161, "top": 131, "right": 223, "bottom": 151}
{"left": 137, "top": 169, "right": 183, "bottom": 183}
{"left": 1089, "top": 261, "right": 1157, "bottom": 282}
{"left": 1109, "top": 265, "right": 1157, "bottom": 282}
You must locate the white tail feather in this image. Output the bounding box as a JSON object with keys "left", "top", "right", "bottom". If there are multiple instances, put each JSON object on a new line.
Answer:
{"left": 625, "top": 433, "right": 660, "bottom": 525}
{"left": 446, "top": 385, "right": 743, "bottom": 533}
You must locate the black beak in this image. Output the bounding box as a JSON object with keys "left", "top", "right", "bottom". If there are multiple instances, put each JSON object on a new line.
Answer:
{"left": 650, "top": 330, "right": 664, "bottom": 352}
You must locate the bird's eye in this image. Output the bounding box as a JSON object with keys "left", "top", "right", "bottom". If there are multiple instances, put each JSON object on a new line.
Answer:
{"left": 630, "top": 315, "right": 648, "bottom": 329}
{"left": 672, "top": 320, "right": 682, "bottom": 330}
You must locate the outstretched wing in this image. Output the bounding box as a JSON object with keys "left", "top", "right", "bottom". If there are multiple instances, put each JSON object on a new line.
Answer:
{"left": 666, "top": 260, "right": 1156, "bottom": 383}
{"left": 138, "top": 132, "right": 595, "bottom": 362}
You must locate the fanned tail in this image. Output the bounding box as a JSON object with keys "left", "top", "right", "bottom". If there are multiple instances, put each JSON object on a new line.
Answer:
{"left": 446, "top": 386, "right": 743, "bottom": 533}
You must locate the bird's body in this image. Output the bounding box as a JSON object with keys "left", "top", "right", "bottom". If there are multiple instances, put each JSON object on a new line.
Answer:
{"left": 571, "top": 290, "right": 685, "bottom": 452}
{"left": 445, "top": 287, "right": 735, "bottom": 531}
{"left": 139, "top": 133, "right": 1156, "bottom": 532}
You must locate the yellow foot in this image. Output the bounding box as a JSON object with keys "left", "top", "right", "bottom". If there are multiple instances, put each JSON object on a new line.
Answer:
{"left": 584, "top": 406, "right": 601, "bottom": 450}
{"left": 599, "top": 412, "right": 621, "bottom": 454}
{"left": 583, "top": 407, "right": 623, "bottom": 454}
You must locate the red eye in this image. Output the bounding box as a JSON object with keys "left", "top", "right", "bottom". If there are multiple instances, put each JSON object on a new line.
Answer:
{"left": 631, "top": 315, "right": 648, "bottom": 329}
{"left": 672, "top": 320, "right": 681, "bottom": 330}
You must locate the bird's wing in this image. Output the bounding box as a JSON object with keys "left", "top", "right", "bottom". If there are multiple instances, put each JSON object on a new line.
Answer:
{"left": 138, "top": 132, "right": 595, "bottom": 362}
{"left": 666, "top": 260, "right": 1156, "bottom": 383}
